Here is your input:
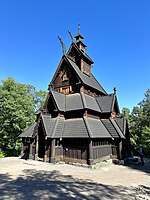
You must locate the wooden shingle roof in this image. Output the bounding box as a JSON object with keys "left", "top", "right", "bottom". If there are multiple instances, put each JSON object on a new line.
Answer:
{"left": 40, "top": 114, "right": 127, "bottom": 139}
{"left": 42, "top": 115, "right": 57, "bottom": 137}
{"left": 35, "top": 90, "right": 120, "bottom": 120}
{"left": 63, "top": 118, "right": 89, "bottom": 138}
{"left": 115, "top": 118, "right": 124, "bottom": 132}
{"left": 66, "top": 56, "right": 106, "bottom": 94}
{"left": 84, "top": 117, "right": 112, "bottom": 138}
{"left": 81, "top": 93, "right": 101, "bottom": 112}
{"left": 96, "top": 95, "right": 114, "bottom": 113}
{"left": 19, "top": 122, "right": 36, "bottom": 138}
{"left": 51, "top": 90, "right": 65, "bottom": 112}
{"left": 101, "top": 119, "right": 120, "bottom": 138}
{"left": 66, "top": 93, "right": 83, "bottom": 111}
{"left": 110, "top": 118, "right": 125, "bottom": 139}
{"left": 50, "top": 90, "right": 118, "bottom": 114}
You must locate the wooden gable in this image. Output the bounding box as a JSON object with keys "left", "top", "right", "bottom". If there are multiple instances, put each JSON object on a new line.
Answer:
{"left": 51, "top": 57, "right": 80, "bottom": 94}
{"left": 67, "top": 43, "right": 92, "bottom": 76}
{"left": 111, "top": 96, "right": 120, "bottom": 118}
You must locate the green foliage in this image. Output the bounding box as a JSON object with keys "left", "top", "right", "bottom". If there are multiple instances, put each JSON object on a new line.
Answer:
{"left": 122, "top": 107, "right": 130, "bottom": 120}
{"left": 0, "top": 77, "right": 48, "bottom": 157}
{"left": 0, "top": 78, "right": 33, "bottom": 156}
{"left": 33, "top": 90, "right": 48, "bottom": 110}
{"left": 122, "top": 88, "right": 150, "bottom": 157}
{"left": 0, "top": 149, "right": 5, "bottom": 158}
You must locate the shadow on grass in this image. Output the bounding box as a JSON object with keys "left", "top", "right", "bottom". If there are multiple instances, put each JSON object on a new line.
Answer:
{"left": 0, "top": 169, "right": 148, "bottom": 200}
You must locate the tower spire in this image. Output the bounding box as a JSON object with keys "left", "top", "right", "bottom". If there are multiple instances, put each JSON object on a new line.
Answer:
{"left": 78, "top": 24, "right": 80, "bottom": 34}
{"left": 74, "top": 24, "right": 87, "bottom": 52}
{"left": 113, "top": 87, "right": 116, "bottom": 96}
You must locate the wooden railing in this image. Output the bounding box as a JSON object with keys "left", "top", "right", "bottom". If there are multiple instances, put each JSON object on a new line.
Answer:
{"left": 92, "top": 145, "right": 112, "bottom": 159}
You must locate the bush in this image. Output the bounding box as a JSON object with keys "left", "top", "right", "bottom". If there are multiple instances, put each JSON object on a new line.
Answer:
{"left": 0, "top": 149, "right": 5, "bottom": 158}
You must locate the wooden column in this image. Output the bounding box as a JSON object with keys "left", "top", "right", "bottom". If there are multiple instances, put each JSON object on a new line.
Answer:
{"left": 34, "top": 135, "right": 39, "bottom": 160}
{"left": 29, "top": 139, "right": 33, "bottom": 159}
{"left": 43, "top": 137, "right": 47, "bottom": 162}
{"left": 50, "top": 139, "right": 55, "bottom": 163}
{"left": 118, "top": 141, "right": 123, "bottom": 160}
{"left": 20, "top": 139, "right": 24, "bottom": 156}
{"left": 88, "top": 140, "right": 94, "bottom": 165}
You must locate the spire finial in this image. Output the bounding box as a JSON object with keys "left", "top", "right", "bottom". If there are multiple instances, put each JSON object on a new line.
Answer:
{"left": 113, "top": 87, "right": 116, "bottom": 95}
{"left": 58, "top": 36, "right": 66, "bottom": 55}
{"left": 78, "top": 24, "right": 80, "bottom": 34}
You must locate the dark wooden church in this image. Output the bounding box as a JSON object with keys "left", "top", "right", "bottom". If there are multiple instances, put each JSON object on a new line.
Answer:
{"left": 19, "top": 27, "right": 130, "bottom": 165}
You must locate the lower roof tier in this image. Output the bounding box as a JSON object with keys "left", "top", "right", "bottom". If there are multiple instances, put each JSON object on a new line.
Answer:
{"left": 20, "top": 115, "right": 125, "bottom": 139}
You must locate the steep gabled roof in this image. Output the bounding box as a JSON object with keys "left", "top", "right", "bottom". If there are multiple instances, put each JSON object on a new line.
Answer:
{"left": 66, "top": 56, "right": 107, "bottom": 94}
{"left": 19, "top": 123, "right": 36, "bottom": 138}
{"left": 67, "top": 42, "right": 94, "bottom": 64}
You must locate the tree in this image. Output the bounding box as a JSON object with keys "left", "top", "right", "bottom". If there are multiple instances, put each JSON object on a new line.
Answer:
{"left": 0, "top": 78, "right": 35, "bottom": 156}
{"left": 33, "top": 90, "right": 48, "bottom": 110}
{"left": 122, "top": 107, "right": 130, "bottom": 120}
{"left": 127, "top": 89, "right": 150, "bottom": 156}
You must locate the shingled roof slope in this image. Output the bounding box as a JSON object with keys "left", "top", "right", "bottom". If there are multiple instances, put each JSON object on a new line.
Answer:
{"left": 54, "top": 117, "right": 65, "bottom": 138}
{"left": 82, "top": 93, "right": 101, "bottom": 112}
{"left": 19, "top": 123, "right": 36, "bottom": 138}
{"left": 96, "top": 95, "right": 114, "bottom": 113}
{"left": 66, "top": 56, "right": 106, "bottom": 94}
{"left": 62, "top": 118, "right": 89, "bottom": 138}
{"left": 115, "top": 118, "right": 124, "bottom": 132}
{"left": 110, "top": 118, "right": 125, "bottom": 139}
{"left": 50, "top": 89, "right": 119, "bottom": 115}
{"left": 68, "top": 42, "right": 94, "bottom": 64}
{"left": 51, "top": 90, "right": 65, "bottom": 111}
{"left": 42, "top": 115, "right": 56, "bottom": 137}
{"left": 101, "top": 119, "right": 119, "bottom": 138}
{"left": 66, "top": 93, "right": 83, "bottom": 111}
{"left": 85, "top": 117, "right": 111, "bottom": 138}
{"left": 50, "top": 90, "right": 103, "bottom": 113}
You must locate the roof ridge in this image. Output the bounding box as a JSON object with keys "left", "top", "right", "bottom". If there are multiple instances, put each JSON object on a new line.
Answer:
{"left": 110, "top": 118, "right": 125, "bottom": 139}
{"left": 80, "top": 92, "right": 87, "bottom": 108}
{"left": 51, "top": 117, "right": 60, "bottom": 138}
{"left": 101, "top": 119, "right": 114, "bottom": 139}
{"left": 111, "top": 94, "right": 115, "bottom": 112}
{"left": 95, "top": 96, "right": 102, "bottom": 112}
{"left": 67, "top": 42, "right": 94, "bottom": 64}
{"left": 83, "top": 116, "right": 93, "bottom": 138}
{"left": 19, "top": 122, "right": 36, "bottom": 138}
{"left": 41, "top": 115, "right": 48, "bottom": 136}
{"left": 90, "top": 74, "right": 107, "bottom": 94}
{"left": 50, "top": 90, "right": 58, "bottom": 110}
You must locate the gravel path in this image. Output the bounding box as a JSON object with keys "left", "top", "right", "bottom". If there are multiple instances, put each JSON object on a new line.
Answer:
{"left": 0, "top": 157, "right": 150, "bottom": 199}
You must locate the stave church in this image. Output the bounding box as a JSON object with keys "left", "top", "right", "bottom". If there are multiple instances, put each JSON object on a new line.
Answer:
{"left": 19, "top": 26, "right": 130, "bottom": 165}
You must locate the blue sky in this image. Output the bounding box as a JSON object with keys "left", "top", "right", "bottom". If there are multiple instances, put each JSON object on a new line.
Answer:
{"left": 0, "top": 0, "right": 150, "bottom": 111}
